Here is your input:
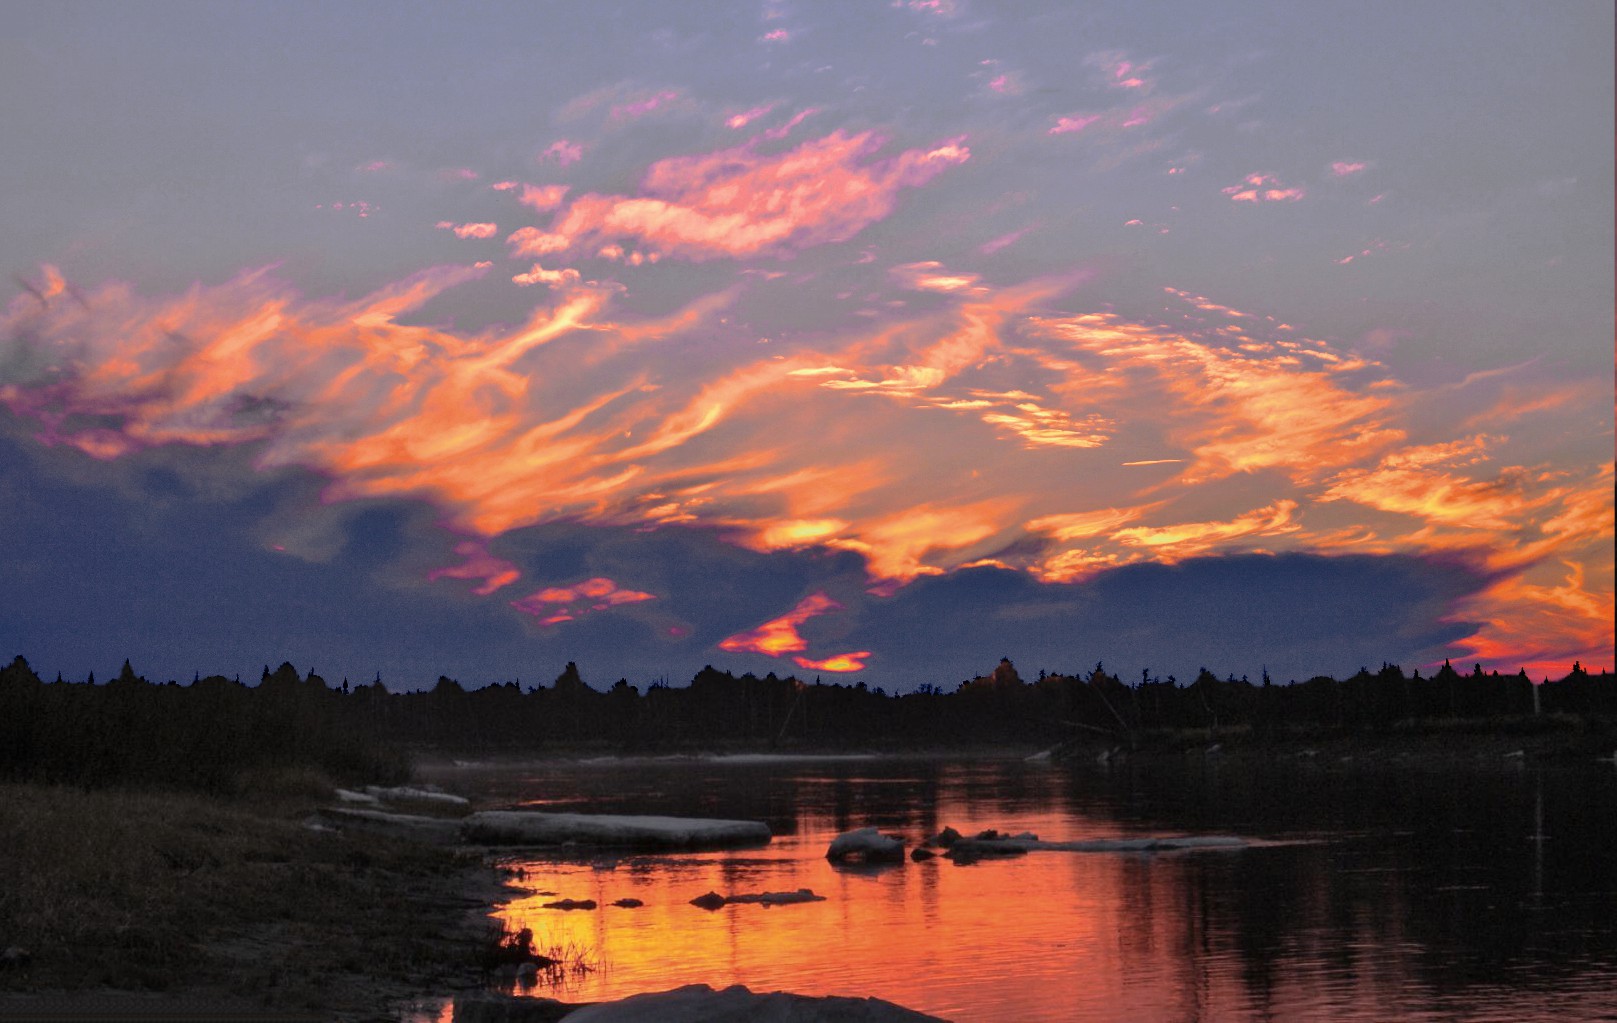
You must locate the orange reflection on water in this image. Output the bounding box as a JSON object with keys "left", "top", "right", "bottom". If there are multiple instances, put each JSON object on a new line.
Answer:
{"left": 488, "top": 792, "right": 1266, "bottom": 1021}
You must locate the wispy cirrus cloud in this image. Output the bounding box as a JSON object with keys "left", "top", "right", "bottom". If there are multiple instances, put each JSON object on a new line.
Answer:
{"left": 610, "top": 89, "right": 679, "bottom": 122}
{"left": 508, "top": 130, "right": 970, "bottom": 262}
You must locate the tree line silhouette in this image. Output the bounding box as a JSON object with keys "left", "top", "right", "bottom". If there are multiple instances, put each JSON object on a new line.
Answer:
{"left": 1, "top": 654, "right": 1612, "bottom": 792}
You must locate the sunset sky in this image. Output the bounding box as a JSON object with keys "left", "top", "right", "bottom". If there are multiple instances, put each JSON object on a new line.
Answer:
{"left": 2, "top": 1, "right": 1611, "bottom": 691}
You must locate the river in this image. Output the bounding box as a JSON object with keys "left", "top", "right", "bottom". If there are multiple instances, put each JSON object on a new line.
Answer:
{"left": 419, "top": 751, "right": 1617, "bottom": 1021}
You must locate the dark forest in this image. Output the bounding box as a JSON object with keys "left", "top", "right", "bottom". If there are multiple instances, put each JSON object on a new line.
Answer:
{"left": 3, "top": 654, "right": 1612, "bottom": 795}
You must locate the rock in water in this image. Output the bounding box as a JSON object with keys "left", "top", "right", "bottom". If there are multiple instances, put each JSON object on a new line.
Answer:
{"left": 689, "top": 891, "right": 727, "bottom": 910}
{"left": 556, "top": 983, "right": 948, "bottom": 1021}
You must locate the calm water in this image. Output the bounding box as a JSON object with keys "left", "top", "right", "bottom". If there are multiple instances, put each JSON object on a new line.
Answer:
{"left": 422, "top": 754, "right": 1617, "bottom": 1022}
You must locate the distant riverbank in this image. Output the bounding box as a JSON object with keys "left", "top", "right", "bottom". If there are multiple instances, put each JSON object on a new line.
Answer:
{"left": 1041, "top": 713, "right": 1617, "bottom": 769}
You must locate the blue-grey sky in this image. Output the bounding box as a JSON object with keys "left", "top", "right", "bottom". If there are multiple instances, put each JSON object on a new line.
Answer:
{"left": 2, "top": 1, "right": 1611, "bottom": 689}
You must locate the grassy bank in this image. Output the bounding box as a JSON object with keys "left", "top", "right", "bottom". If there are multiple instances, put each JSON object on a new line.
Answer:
{"left": 0, "top": 774, "right": 507, "bottom": 1020}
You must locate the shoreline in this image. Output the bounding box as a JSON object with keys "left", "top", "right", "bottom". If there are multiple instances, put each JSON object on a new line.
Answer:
{"left": 0, "top": 781, "right": 521, "bottom": 1022}
{"left": 4, "top": 724, "right": 1611, "bottom": 1019}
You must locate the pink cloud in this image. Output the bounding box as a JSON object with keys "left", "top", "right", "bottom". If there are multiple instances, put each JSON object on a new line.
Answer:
{"left": 727, "top": 104, "right": 776, "bottom": 130}
{"left": 760, "top": 28, "right": 789, "bottom": 42}
{"left": 1331, "top": 161, "right": 1368, "bottom": 177}
{"left": 510, "top": 577, "right": 655, "bottom": 624}
{"left": 508, "top": 130, "right": 970, "bottom": 262}
{"left": 491, "top": 181, "right": 520, "bottom": 192}
{"left": 541, "top": 140, "right": 585, "bottom": 166}
{"left": 428, "top": 541, "right": 521, "bottom": 595}
{"left": 435, "top": 221, "right": 498, "bottom": 239}
{"left": 357, "top": 160, "right": 392, "bottom": 173}
{"left": 321, "top": 200, "right": 376, "bottom": 218}
{"left": 610, "top": 89, "right": 679, "bottom": 122}
{"left": 1223, "top": 174, "right": 1305, "bottom": 203}
{"left": 984, "top": 71, "right": 1026, "bottom": 96}
{"left": 518, "top": 184, "right": 570, "bottom": 212}
{"left": 761, "top": 107, "right": 818, "bottom": 140}
{"left": 979, "top": 227, "right": 1030, "bottom": 254}
{"left": 440, "top": 167, "right": 480, "bottom": 182}
{"left": 1087, "top": 51, "right": 1153, "bottom": 91}
{"left": 1049, "top": 114, "right": 1101, "bottom": 136}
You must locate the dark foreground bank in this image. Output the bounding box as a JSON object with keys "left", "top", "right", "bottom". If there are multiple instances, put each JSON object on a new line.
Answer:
{"left": 0, "top": 778, "right": 510, "bottom": 1022}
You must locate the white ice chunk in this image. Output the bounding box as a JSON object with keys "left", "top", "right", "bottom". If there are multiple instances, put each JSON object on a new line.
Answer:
{"left": 364, "top": 784, "right": 470, "bottom": 805}
{"left": 461, "top": 811, "right": 771, "bottom": 850}
{"left": 319, "top": 807, "right": 462, "bottom": 843}
{"left": 825, "top": 827, "right": 906, "bottom": 862}
{"left": 333, "top": 788, "right": 380, "bottom": 804}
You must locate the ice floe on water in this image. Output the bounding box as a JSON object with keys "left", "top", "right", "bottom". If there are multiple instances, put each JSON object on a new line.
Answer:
{"left": 363, "top": 784, "right": 470, "bottom": 805}
{"left": 821, "top": 824, "right": 1248, "bottom": 865}
{"left": 825, "top": 827, "right": 907, "bottom": 863}
{"left": 461, "top": 811, "right": 772, "bottom": 850}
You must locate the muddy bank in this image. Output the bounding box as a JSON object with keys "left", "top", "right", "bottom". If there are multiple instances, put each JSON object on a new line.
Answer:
{"left": 0, "top": 781, "right": 513, "bottom": 1022}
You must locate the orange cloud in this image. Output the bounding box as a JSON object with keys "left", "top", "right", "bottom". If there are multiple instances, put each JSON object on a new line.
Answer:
{"left": 719, "top": 592, "right": 841, "bottom": 656}
{"left": 793, "top": 651, "right": 870, "bottom": 672}
{"left": 4, "top": 259, "right": 1607, "bottom": 675}
{"left": 890, "top": 261, "right": 982, "bottom": 293}
{"left": 1113, "top": 500, "right": 1301, "bottom": 557}
{"left": 508, "top": 130, "right": 969, "bottom": 262}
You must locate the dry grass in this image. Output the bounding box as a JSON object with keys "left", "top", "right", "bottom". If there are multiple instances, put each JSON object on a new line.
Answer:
{"left": 0, "top": 781, "right": 499, "bottom": 1016}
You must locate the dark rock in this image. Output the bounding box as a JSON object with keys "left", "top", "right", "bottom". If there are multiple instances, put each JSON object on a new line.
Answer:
{"left": 611, "top": 897, "right": 644, "bottom": 908}
{"left": 910, "top": 847, "right": 937, "bottom": 861}
{"left": 0, "top": 947, "right": 30, "bottom": 970}
{"left": 945, "top": 839, "right": 1031, "bottom": 865}
{"left": 452, "top": 991, "right": 579, "bottom": 1022}
{"left": 541, "top": 898, "right": 597, "bottom": 910}
{"left": 689, "top": 891, "right": 727, "bottom": 910}
{"left": 927, "top": 826, "right": 961, "bottom": 848}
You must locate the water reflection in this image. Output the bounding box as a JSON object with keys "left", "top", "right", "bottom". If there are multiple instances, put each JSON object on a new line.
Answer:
{"left": 425, "top": 756, "right": 1617, "bottom": 1022}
